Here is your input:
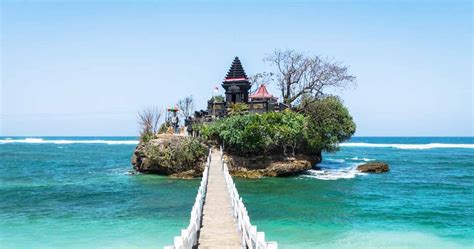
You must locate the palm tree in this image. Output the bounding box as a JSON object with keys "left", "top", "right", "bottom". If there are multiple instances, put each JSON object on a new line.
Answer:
{"left": 228, "top": 103, "right": 249, "bottom": 116}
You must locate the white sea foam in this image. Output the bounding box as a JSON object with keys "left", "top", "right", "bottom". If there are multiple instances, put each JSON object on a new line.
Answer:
{"left": 340, "top": 142, "right": 474, "bottom": 150}
{"left": 302, "top": 154, "right": 382, "bottom": 180}
{"left": 320, "top": 230, "right": 470, "bottom": 249}
{"left": 326, "top": 158, "right": 346, "bottom": 163}
{"left": 349, "top": 157, "right": 374, "bottom": 162}
{"left": 303, "top": 157, "right": 368, "bottom": 180}
{"left": 304, "top": 165, "right": 367, "bottom": 180}
{"left": 0, "top": 138, "right": 139, "bottom": 145}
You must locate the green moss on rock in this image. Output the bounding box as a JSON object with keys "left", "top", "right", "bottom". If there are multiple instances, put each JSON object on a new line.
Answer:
{"left": 132, "top": 135, "right": 207, "bottom": 176}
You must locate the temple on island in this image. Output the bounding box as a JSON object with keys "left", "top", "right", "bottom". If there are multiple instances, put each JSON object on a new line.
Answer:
{"left": 204, "top": 57, "right": 287, "bottom": 118}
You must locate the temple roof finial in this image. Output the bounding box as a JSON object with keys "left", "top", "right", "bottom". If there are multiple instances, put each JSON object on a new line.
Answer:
{"left": 225, "top": 56, "right": 248, "bottom": 80}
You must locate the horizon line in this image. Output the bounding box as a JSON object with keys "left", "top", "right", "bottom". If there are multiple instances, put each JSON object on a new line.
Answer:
{"left": 0, "top": 135, "right": 473, "bottom": 138}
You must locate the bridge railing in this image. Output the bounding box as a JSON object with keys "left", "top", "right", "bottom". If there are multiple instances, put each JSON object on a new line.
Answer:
{"left": 220, "top": 147, "right": 278, "bottom": 249}
{"left": 164, "top": 149, "right": 211, "bottom": 249}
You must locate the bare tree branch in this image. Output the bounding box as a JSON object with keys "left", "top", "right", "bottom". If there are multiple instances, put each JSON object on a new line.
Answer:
{"left": 177, "top": 95, "right": 195, "bottom": 119}
{"left": 248, "top": 72, "right": 274, "bottom": 92}
{"left": 264, "top": 49, "right": 356, "bottom": 107}
{"left": 138, "top": 107, "right": 162, "bottom": 140}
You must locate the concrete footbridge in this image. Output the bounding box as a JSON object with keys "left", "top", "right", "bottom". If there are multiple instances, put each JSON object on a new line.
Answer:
{"left": 165, "top": 148, "right": 278, "bottom": 249}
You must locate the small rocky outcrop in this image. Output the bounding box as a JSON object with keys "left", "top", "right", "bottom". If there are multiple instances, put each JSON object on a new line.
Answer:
{"left": 225, "top": 153, "right": 321, "bottom": 178}
{"left": 357, "top": 162, "right": 390, "bottom": 173}
{"left": 131, "top": 135, "right": 207, "bottom": 177}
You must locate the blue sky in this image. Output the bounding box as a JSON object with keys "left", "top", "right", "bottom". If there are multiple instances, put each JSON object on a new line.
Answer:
{"left": 1, "top": 0, "right": 472, "bottom": 136}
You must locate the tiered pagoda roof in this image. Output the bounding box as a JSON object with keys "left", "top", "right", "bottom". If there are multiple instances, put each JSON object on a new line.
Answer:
{"left": 223, "top": 57, "right": 249, "bottom": 83}
{"left": 249, "top": 84, "right": 277, "bottom": 100}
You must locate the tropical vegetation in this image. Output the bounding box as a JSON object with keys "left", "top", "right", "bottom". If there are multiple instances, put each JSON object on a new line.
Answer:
{"left": 195, "top": 96, "right": 356, "bottom": 157}
{"left": 227, "top": 103, "right": 249, "bottom": 116}
{"left": 208, "top": 95, "right": 225, "bottom": 102}
{"left": 142, "top": 136, "right": 207, "bottom": 173}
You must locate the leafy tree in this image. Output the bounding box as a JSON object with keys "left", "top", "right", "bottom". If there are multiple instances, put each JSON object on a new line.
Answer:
{"left": 195, "top": 111, "right": 306, "bottom": 156}
{"left": 301, "top": 96, "right": 356, "bottom": 152}
{"left": 195, "top": 97, "right": 355, "bottom": 158}
{"left": 208, "top": 95, "right": 225, "bottom": 102}
{"left": 265, "top": 110, "right": 305, "bottom": 156}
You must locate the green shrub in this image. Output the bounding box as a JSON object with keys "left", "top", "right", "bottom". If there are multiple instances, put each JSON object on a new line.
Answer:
{"left": 158, "top": 122, "right": 170, "bottom": 134}
{"left": 145, "top": 137, "right": 207, "bottom": 172}
{"left": 195, "top": 97, "right": 355, "bottom": 156}
{"left": 173, "top": 137, "right": 208, "bottom": 167}
{"left": 300, "top": 96, "right": 356, "bottom": 152}
{"left": 195, "top": 110, "right": 306, "bottom": 156}
{"left": 140, "top": 130, "right": 154, "bottom": 143}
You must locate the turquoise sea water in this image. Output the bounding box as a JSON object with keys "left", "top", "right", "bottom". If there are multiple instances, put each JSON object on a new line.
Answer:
{"left": 1, "top": 137, "right": 473, "bottom": 248}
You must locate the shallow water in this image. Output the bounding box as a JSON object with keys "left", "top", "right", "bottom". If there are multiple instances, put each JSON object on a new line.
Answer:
{"left": 1, "top": 137, "right": 473, "bottom": 248}
{"left": 0, "top": 138, "right": 198, "bottom": 248}
{"left": 237, "top": 137, "right": 474, "bottom": 248}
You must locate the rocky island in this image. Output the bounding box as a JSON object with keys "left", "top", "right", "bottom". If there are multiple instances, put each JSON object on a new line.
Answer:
{"left": 132, "top": 134, "right": 321, "bottom": 178}
{"left": 132, "top": 135, "right": 207, "bottom": 178}
{"left": 132, "top": 53, "right": 363, "bottom": 178}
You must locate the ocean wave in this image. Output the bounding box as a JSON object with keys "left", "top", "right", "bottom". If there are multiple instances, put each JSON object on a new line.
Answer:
{"left": 349, "top": 157, "right": 374, "bottom": 162}
{"left": 302, "top": 157, "right": 368, "bottom": 180}
{"left": 0, "top": 138, "right": 139, "bottom": 145}
{"left": 302, "top": 154, "right": 379, "bottom": 180}
{"left": 326, "top": 158, "right": 346, "bottom": 163}
{"left": 340, "top": 142, "right": 474, "bottom": 150}
{"left": 321, "top": 230, "right": 471, "bottom": 249}
{"left": 304, "top": 166, "right": 367, "bottom": 180}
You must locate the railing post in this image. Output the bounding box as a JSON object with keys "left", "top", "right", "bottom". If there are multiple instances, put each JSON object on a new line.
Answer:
{"left": 166, "top": 147, "right": 277, "bottom": 249}
{"left": 165, "top": 148, "right": 212, "bottom": 249}
{"left": 219, "top": 152, "right": 278, "bottom": 249}
{"left": 267, "top": 242, "right": 278, "bottom": 249}
{"left": 173, "top": 236, "right": 182, "bottom": 249}
{"left": 250, "top": 226, "right": 257, "bottom": 248}
{"left": 241, "top": 226, "right": 246, "bottom": 248}
{"left": 257, "top": 232, "right": 266, "bottom": 249}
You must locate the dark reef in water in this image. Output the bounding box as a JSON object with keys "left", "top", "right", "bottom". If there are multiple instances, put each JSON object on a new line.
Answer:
{"left": 357, "top": 162, "right": 390, "bottom": 173}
